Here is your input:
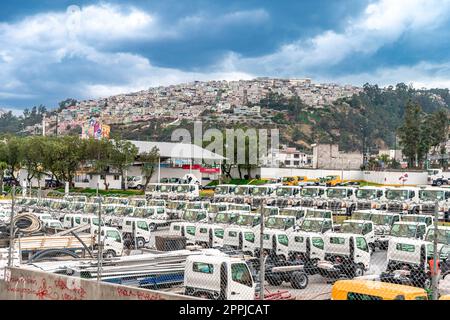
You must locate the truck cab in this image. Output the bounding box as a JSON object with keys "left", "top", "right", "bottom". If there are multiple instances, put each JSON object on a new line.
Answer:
{"left": 370, "top": 212, "right": 401, "bottom": 249}
{"left": 194, "top": 224, "right": 224, "bottom": 248}
{"left": 127, "top": 176, "right": 144, "bottom": 190}
{"left": 212, "top": 211, "right": 241, "bottom": 226}
{"left": 299, "top": 186, "right": 327, "bottom": 207}
{"left": 324, "top": 187, "right": 357, "bottom": 216}
{"left": 128, "top": 198, "right": 147, "bottom": 208}
{"left": 62, "top": 213, "right": 84, "bottom": 229}
{"left": 184, "top": 255, "right": 256, "bottom": 300}
{"left": 250, "top": 185, "right": 276, "bottom": 209}
{"left": 131, "top": 206, "right": 169, "bottom": 231}
{"left": 418, "top": 187, "right": 450, "bottom": 221}
{"left": 173, "top": 184, "right": 200, "bottom": 200}
{"left": 33, "top": 212, "right": 53, "bottom": 224}
{"left": 355, "top": 186, "right": 387, "bottom": 210}
{"left": 213, "top": 184, "right": 237, "bottom": 203}
{"left": 228, "top": 204, "right": 251, "bottom": 212}
{"left": 385, "top": 187, "right": 420, "bottom": 214}
{"left": 264, "top": 215, "right": 297, "bottom": 231}
{"left": 305, "top": 208, "right": 333, "bottom": 220}
{"left": 272, "top": 186, "right": 302, "bottom": 207}
{"left": 121, "top": 217, "right": 151, "bottom": 249}
{"left": 232, "top": 185, "right": 255, "bottom": 205}
{"left": 401, "top": 214, "right": 434, "bottom": 227}
{"left": 321, "top": 175, "right": 342, "bottom": 187}
{"left": 288, "top": 232, "right": 325, "bottom": 269}
{"left": 169, "top": 222, "right": 197, "bottom": 245}
{"left": 318, "top": 233, "right": 371, "bottom": 279}
{"left": 93, "top": 226, "right": 124, "bottom": 258}
{"left": 339, "top": 220, "right": 375, "bottom": 251}
{"left": 282, "top": 176, "right": 308, "bottom": 186}
{"left": 384, "top": 238, "right": 430, "bottom": 289}
{"left": 223, "top": 227, "right": 256, "bottom": 254}
{"left": 280, "top": 207, "right": 307, "bottom": 222}
{"left": 254, "top": 229, "right": 290, "bottom": 260}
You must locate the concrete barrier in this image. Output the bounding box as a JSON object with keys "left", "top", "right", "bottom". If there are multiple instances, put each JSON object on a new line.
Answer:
{"left": 0, "top": 267, "right": 199, "bottom": 300}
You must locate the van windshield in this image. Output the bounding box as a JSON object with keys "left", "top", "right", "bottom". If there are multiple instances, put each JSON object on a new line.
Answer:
{"left": 235, "top": 215, "right": 259, "bottom": 226}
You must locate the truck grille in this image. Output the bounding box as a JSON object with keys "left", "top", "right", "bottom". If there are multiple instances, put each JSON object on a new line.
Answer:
{"left": 357, "top": 202, "right": 371, "bottom": 210}
{"left": 421, "top": 204, "right": 436, "bottom": 214}
{"left": 387, "top": 203, "right": 403, "bottom": 212}
{"left": 301, "top": 199, "right": 314, "bottom": 207}
{"left": 327, "top": 201, "right": 342, "bottom": 210}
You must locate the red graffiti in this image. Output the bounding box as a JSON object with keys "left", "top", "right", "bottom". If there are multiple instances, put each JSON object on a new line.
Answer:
{"left": 54, "top": 279, "right": 68, "bottom": 290}
{"left": 116, "top": 287, "right": 165, "bottom": 300}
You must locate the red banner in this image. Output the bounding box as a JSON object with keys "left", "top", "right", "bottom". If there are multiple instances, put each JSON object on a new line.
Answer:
{"left": 200, "top": 167, "right": 220, "bottom": 174}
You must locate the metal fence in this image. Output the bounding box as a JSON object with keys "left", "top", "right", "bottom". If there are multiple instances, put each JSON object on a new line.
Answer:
{"left": 1, "top": 188, "right": 449, "bottom": 300}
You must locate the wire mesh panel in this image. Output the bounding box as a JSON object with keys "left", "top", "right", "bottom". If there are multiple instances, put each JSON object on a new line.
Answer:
{"left": 1, "top": 187, "right": 449, "bottom": 301}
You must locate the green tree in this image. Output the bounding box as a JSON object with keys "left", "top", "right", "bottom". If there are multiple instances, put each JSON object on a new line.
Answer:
{"left": 139, "top": 147, "right": 160, "bottom": 189}
{"left": 21, "top": 136, "right": 46, "bottom": 190}
{"left": 398, "top": 101, "right": 422, "bottom": 167}
{"left": 109, "top": 139, "right": 139, "bottom": 190}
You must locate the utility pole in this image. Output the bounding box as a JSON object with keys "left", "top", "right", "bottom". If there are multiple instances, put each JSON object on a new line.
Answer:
{"left": 96, "top": 194, "right": 103, "bottom": 282}
{"left": 7, "top": 186, "right": 16, "bottom": 270}
{"left": 259, "top": 199, "right": 265, "bottom": 300}
{"left": 431, "top": 200, "right": 439, "bottom": 300}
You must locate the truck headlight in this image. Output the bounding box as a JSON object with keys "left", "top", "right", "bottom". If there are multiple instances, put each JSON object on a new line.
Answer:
{"left": 402, "top": 203, "right": 408, "bottom": 210}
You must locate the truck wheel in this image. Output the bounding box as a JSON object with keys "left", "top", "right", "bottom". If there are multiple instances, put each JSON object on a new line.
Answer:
{"left": 436, "top": 180, "right": 443, "bottom": 186}
{"left": 353, "top": 264, "right": 365, "bottom": 278}
{"left": 149, "top": 223, "right": 157, "bottom": 231}
{"left": 136, "top": 238, "right": 145, "bottom": 248}
{"left": 291, "top": 272, "right": 308, "bottom": 289}
{"left": 104, "top": 250, "right": 116, "bottom": 259}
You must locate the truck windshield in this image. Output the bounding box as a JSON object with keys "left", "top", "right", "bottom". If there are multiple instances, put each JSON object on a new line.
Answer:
{"left": 425, "top": 229, "right": 450, "bottom": 244}
{"left": 402, "top": 216, "right": 429, "bottom": 225}
{"left": 352, "top": 212, "right": 372, "bottom": 220}
{"left": 133, "top": 208, "right": 154, "bottom": 218}
{"left": 214, "top": 213, "right": 237, "bottom": 224}
{"left": 159, "top": 185, "right": 171, "bottom": 192}
{"left": 280, "top": 209, "right": 305, "bottom": 218}
{"left": 341, "top": 222, "right": 364, "bottom": 234}
{"left": 386, "top": 190, "right": 409, "bottom": 200}
{"left": 215, "top": 186, "right": 230, "bottom": 195}
{"left": 187, "top": 203, "right": 204, "bottom": 210}
{"left": 235, "top": 215, "right": 259, "bottom": 226}
{"left": 301, "top": 188, "right": 319, "bottom": 197}
{"left": 419, "top": 190, "right": 445, "bottom": 201}
{"left": 148, "top": 200, "right": 166, "bottom": 207}
{"left": 356, "top": 189, "right": 379, "bottom": 200}
{"left": 371, "top": 214, "right": 394, "bottom": 226}
{"left": 282, "top": 177, "right": 294, "bottom": 182}
{"left": 231, "top": 263, "right": 253, "bottom": 287}
{"left": 234, "top": 187, "right": 251, "bottom": 195}
{"left": 106, "top": 230, "right": 121, "bottom": 242}
{"left": 326, "top": 189, "right": 348, "bottom": 198}
{"left": 183, "top": 211, "right": 206, "bottom": 222}
{"left": 276, "top": 188, "right": 294, "bottom": 197}
{"left": 209, "top": 204, "right": 228, "bottom": 213}
{"left": 252, "top": 187, "right": 269, "bottom": 196}
{"left": 176, "top": 185, "right": 190, "bottom": 193}
{"left": 299, "top": 219, "right": 323, "bottom": 232}
{"left": 306, "top": 210, "right": 331, "bottom": 219}
{"left": 390, "top": 224, "right": 417, "bottom": 238}
{"left": 229, "top": 205, "right": 250, "bottom": 212}
{"left": 265, "top": 217, "right": 295, "bottom": 230}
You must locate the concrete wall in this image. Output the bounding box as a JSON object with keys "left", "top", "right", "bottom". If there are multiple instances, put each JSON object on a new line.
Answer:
{"left": 312, "top": 144, "right": 363, "bottom": 170}
{"left": 0, "top": 267, "right": 198, "bottom": 300}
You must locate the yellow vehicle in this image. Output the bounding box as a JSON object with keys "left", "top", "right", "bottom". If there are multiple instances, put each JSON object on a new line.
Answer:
{"left": 440, "top": 295, "right": 450, "bottom": 300}
{"left": 331, "top": 280, "right": 428, "bottom": 300}
{"left": 282, "top": 176, "right": 308, "bottom": 186}
{"left": 321, "top": 175, "right": 343, "bottom": 187}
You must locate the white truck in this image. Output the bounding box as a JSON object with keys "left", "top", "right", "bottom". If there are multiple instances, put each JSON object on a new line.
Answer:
{"left": 324, "top": 187, "right": 358, "bottom": 216}
{"left": 121, "top": 217, "right": 151, "bottom": 249}
{"left": 428, "top": 169, "right": 450, "bottom": 186}
{"left": 288, "top": 232, "right": 325, "bottom": 272}
{"left": 212, "top": 184, "right": 237, "bottom": 203}
{"left": 382, "top": 237, "right": 431, "bottom": 289}
{"left": 169, "top": 221, "right": 197, "bottom": 244}
{"left": 384, "top": 187, "right": 420, "bottom": 214}
{"left": 339, "top": 219, "right": 375, "bottom": 252}
{"left": 355, "top": 186, "right": 387, "bottom": 210}
{"left": 173, "top": 184, "right": 200, "bottom": 200}
{"left": 222, "top": 227, "right": 257, "bottom": 254}
{"left": 317, "top": 233, "right": 371, "bottom": 279}
{"left": 297, "top": 217, "right": 334, "bottom": 234}
{"left": 94, "top": 226, "right": 124, "bottom": 258}
{"left": 270, "top": 186, "right": 302, "bottom": 208}
{"left": 231, "top": 185, "right": 255, "bottom": 205}
{"left": 184, "top": 255, "right": 256, "bottom": 300}
{"left": 250, "top": 185, "right": 277, "bottom": 209}
{"left": 390, "top": 221, "right": 428, "bottom": 241}
{"left": 127, "top": 176, "right": 145, "bottom": 190}
{"left": 369, "top": 212, "right": 401, "bottom": 249}
{"left": 299, "top": 186, "right": 327, "bottom": 208}
{"left": 194, "top": 224, "right": 225, "bottom": 248}
{"left": 418, "top": 187, "right": 450, "bottom": 221}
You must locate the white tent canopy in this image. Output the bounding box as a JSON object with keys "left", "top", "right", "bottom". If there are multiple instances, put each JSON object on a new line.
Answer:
{"left": 128, "top": 140, "right": 226, "bottom": 161}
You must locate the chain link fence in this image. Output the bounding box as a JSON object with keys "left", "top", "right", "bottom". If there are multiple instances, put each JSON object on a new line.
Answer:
{"left": 1, "top": 185, "right": 449, "bottom": 300}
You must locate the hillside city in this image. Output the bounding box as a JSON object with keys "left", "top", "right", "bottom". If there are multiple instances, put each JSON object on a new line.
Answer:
{"left": 26, "top": 78, "right": 362, "bottom": 136}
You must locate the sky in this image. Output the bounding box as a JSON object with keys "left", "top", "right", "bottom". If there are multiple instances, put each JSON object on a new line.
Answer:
{"left": 2, "top": 0, "right": 450, "bottom": 113}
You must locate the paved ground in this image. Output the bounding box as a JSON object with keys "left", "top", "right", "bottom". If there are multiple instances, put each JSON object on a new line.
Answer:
{"left": 149, "top": 228, "right": 389, "bottom": 300}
